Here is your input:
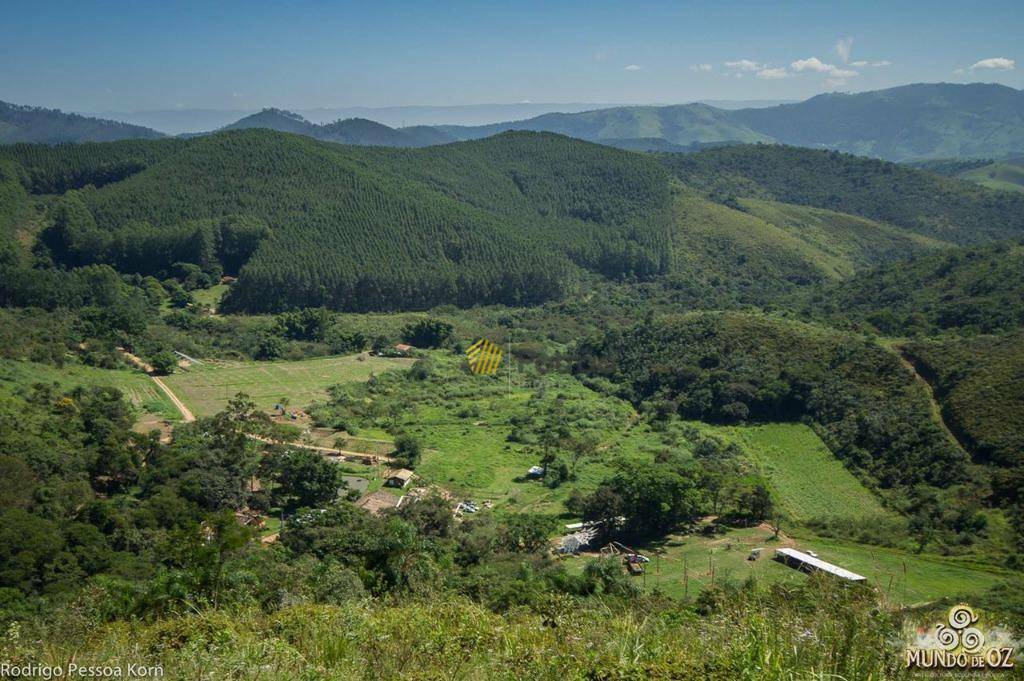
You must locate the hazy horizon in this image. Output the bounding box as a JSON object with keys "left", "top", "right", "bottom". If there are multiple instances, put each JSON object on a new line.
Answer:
{"left": 2, "top": 1, "right": 1019, "bottom": 114}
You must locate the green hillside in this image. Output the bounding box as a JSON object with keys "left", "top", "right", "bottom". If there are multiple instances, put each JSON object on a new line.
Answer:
{"left": 958, "top": 159, "right": 1024, "bottom": 193}
{"left": 0, "top": 137, "right": 188, "bottom": 193}
{"left": 222, "top": 108, "right": 455, "bottom": 147}
{"left": 658, "top": 143, "right": 1024, "bottom": 245}
{"left": 731, "top": 83, "right": 1024, "bottom": 161}
{"left": 440, "top": 103, "right": 771, "bottom": 146}
{"left": 664, "top": 185, "right": 950, "bottom": 306}
{"left": 575, "top": 311, "right": 969, "bottom": 493}
{"left": 0, "top": 100, "right": 164, "bottom": 144}
{"left": 810, "top": 241, "right": 1024, "bottom": 334}
{"left": 904, "top": 333, "right": 1024, "bottom": 471}
{"left": 667, "top": 192, "right": 835, "bottom": 303}
{"left": 26, "top": 129, "right": 671, "bottom": 312}
{"left": 738, "top": 198, "right": 950, "bottom": 274}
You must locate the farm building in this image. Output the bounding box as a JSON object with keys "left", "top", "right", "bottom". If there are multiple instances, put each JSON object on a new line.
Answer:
{"left": 384, "top": 468, "right": 416, "bottom": 488}
{"left": 356, "top": 489, "right": 403, "bottom": 515}
{"left": 394, "top": 343, "right": 414, "bottom": 355}
{"left": 774, "top": 548, "right": 866, "bottom": 582}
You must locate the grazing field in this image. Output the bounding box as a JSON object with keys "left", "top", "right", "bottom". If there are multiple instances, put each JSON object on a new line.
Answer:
{"left": 958, "top": 160, "right": 1024, "bottom": 193}
{"left": 725, "top": 423, "right": 891, "bottom": 523}
{"left": 0, "top": 358, "right": 177, "bottom": 419}
{"left": 794, "top": 533, "right": 1011, "bottom": 604}
{"left": 569, "top": 525, "right": 1009, "bottom": 604}
{"left": 162, "top": 353, "right": 414, "bottom": 417}
{"left": 409, "top": 376, "right": 639, "bottom": 514}
{"left": 190, "top": 283, "right": 229, "bottom": 309}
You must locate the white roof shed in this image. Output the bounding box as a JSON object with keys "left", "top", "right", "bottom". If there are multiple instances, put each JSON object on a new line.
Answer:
{"left": 774, "top": 548, "right": 867, "bottom": 582}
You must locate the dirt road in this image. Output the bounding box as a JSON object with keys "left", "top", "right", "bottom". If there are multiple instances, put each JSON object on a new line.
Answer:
{"left": 151, "top": 375, "right": 196, "bottom": 423}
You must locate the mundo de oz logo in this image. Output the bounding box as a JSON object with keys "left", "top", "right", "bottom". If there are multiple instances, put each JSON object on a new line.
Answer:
{"left": 905, "top": 604, "right": 1016, "bottom": 670}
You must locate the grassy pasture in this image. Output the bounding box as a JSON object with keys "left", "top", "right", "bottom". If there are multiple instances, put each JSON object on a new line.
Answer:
{"left": 406, "top": 372, "right": 642, "bottom": 514}
{"left": 568, "top": 524, "right": 1009, "bottom": 604}
{"left": 959, "top": 160, "right": 1024, "bottom": 193}
{"left": 0, "top": 358, "right": 177, "bottom": 420}
{"left": 723, "top": 422, "right": 892, "bottom": 523}
{"left": 162, "top": 353, "right": 413, "bottom": 417}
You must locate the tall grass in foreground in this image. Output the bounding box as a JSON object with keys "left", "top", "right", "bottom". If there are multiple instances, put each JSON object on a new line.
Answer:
{"left": 2, "top": 577, "right": 930, "bottom": 680}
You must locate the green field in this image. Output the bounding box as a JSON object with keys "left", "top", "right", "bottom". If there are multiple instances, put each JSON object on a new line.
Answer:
{"left": 568, "top": 524, "right": 1009, "bottom": 604}
{"left": 162, "top": 353, "right": 414, "bottom": 417}
{"left": 959, "top": 160, "right": 1024, "bottom": 193}
{"left": 723, "top": 423, "right": 892, "bottom": 523}
{"left": 190, "top": 283, "right": 229, "bottom": 309}
{"left": 408, "top": 372, "right": 641, "bottom": 514}
{"left": 0, "top": 358, "right": 177, "bottom": 420}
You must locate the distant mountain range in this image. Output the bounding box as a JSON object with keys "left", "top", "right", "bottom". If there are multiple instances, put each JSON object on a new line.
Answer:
{"left": 436, "top": 83, "right": 1024, "bottom": 161}
{"left": 87, "top": 100, "right": 797, "bottom": 133}
{"left": 4, "top": 83, "right": 1024, "bottom": 161}
{"left": 0, "top": 101, "right": 163, "bottom": 144}
{"left": 218, "top": 109, "right": 454, "bottom": 147}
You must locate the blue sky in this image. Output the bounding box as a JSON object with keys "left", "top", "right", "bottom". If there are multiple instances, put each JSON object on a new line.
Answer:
{"left": 1, "top": 0, "right": 1021, "bottom": 111}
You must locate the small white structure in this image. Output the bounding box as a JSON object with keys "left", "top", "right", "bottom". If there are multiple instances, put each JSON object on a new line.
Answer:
{"left": 526, "top": 465, "right": 545, "bottom": 478}
{"left": 774, "top": 548, "right": 866, "bottom": 582}
{"left": 558, "top": 525, "right": 599, "bottom": 554}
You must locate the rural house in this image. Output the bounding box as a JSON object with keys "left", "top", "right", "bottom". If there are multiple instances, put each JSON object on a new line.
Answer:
{"left": 384, "top": 468, "right": 416, "bottom": 488}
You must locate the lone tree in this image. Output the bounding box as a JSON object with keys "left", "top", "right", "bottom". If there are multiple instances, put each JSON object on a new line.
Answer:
{"left": 263, "top": 447, "right": 341, "bottom": 509}
{"left": 150, "top": 351, "right": 177, "bottom": 375}
{"left": 392, "top": 433, "right": 422, "bottom": 469}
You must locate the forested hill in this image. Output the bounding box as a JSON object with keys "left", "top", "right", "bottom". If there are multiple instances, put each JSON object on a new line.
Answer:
{"left": 657, "top": 143, "right": 1024, "bottom": 245}
{"left": 221, "top": 108, "right": 456, "bottom": 147}
{"left": 0, "top": 100, "right": 165, "bottom": 144}
{"left": 807, "top": 240, "right": 1024, "bottom": 335}
{"left": 21, "top": 129, "right": 672, "bottom": 312}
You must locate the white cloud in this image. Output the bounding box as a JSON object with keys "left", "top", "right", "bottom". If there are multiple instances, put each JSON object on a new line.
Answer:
{"left": 791, "top": 57, "right": 859, "bottom": 81}
{"left": 756, "top": 67, "right": 789, "bottom": 80}
{"left": 624, "top": 64, "right": 642, "bottom": 71}
{"left": 724, "top": 59, "right": 764, "bottom": 72}
{"left": 835, "top": 37, "right": 854, "bottom": 64}
{"left": 850, "top": 59, "right": 890, "bottom": 67}
{"left": 689, "top": 63, "right": 713, "bottom": 72}
{"left": 825, "top": 77, "right": 849, "bottom": 88}
{"left": 953, "top": 68, "right": 966, "bottom": 75}
{"left": 791, "top": 57, "right": 834, "bottom": 73}
{"left": 970, "top": 57, "right": 1016, "bottom": 70}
